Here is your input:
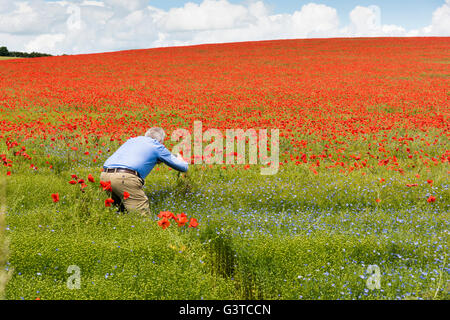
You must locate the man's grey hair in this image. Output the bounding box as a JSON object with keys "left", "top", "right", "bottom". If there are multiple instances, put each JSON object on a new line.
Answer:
{"left": 145, "top": 127, "right": 166, "bottom": 143}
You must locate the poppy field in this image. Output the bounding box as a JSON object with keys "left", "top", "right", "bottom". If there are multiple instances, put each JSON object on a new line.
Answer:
{"left": 0, "top": 37, "right": 449, "bottom": 300}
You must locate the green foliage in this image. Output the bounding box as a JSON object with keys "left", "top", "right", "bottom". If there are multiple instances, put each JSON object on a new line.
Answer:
{"left": 2, "top": 136, "right": 449, "bottom": 300}
{"left": 0, "top": 47, "right": 9, "bottom": 57}
{"left": 0, "top": 46, "right": 52, "bottom": 58}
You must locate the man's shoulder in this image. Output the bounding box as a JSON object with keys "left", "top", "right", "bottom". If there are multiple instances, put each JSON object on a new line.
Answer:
{"left": 127, "top": 136, "right": 159, "bottom": 144}
{"left": 129, "top": 136, "right": 166, "bottom": 151}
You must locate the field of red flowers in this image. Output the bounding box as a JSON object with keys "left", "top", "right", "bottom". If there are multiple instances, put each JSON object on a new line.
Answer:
{"left": 1, "top": 37, "right": 449, "bottom": 172}
{"left": 0, "top": 37, "right": 449, "bottom": 300}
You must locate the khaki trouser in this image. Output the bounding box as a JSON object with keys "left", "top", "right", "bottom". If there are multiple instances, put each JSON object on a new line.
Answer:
{"left": 100, "top": 171, "right": 149, "bottom": 216}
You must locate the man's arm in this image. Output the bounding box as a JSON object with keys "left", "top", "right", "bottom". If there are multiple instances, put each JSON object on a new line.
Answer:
{"left": 157, "top": 144, "right": 188, "bottom": 172}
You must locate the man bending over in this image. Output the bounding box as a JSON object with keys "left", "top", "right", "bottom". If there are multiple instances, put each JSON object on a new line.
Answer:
{"left": 100, "top": 127, "right": 188, "bottom": 216}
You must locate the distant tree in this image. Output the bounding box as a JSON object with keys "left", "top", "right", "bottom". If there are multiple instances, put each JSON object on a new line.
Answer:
{"left": 0, "top": 45, "right": 52, "bottom": 58}
{"left": 0, "top": 46, "right": 9, "bottom": 57}
{"left": 6, "top": 50, "right": 52, "bottom": 58}
{"left": 9, "top": 51, "right": 21, "bottom": 57}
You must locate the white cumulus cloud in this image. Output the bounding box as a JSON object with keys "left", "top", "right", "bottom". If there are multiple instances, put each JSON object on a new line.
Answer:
{"left": 427, "top": 0, "right": 450, "bottom": 35}
{"left": 159, "top": 0, "right": 251, "bottom": 32}
{"left": 25, "top": 33, "right": 66, "bottom": 52}
{"left": 344, "top": 5, "right": 407, "bottom": 37}
{"left": 291, "top": 3, "right": 340, "bottom": 37}
{"left": 0, "top": 0, "right": 448, "bottom": 55}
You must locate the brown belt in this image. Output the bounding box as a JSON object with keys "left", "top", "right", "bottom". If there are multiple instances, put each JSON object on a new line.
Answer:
{"left": 103, "top": 167, "right": 142, "bottom": 180}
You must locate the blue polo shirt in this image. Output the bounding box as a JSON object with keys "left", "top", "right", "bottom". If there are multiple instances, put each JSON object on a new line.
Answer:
{"left": 103, "top": 136, "right": 188, "bottom": 179}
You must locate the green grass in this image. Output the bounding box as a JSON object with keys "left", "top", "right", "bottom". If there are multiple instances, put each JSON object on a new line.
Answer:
{"left": 2, "top": 143, "right": 449, "bottom": 300}
{"left": 0, "top": 57, "right": 22, "bottom": 61}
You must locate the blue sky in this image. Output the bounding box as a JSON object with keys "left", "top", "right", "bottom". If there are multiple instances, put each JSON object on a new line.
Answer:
{"left": 4, "top": 0, "right": 449, "bottom": 54}
{"left": 146, "top": 0, "right": 443, "bottom": 30}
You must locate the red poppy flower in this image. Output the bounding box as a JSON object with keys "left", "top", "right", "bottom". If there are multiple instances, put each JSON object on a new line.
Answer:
{"left": 427, "top": 196, "right": 436, "bottom": 203}
{"left": 175, "top": 213, "right": 188, "bottom": 227}
{"left": 158, "top": 211, "right": 175, "bottom": 219}
{"left": 88, "top": 174, "right": 95, "bottom": 183}
{"left": 100, "top": 180, "right": 112, "bottom": 192}
{"left": 158, "top": 217, "right": 171, "bottom": 229}
{"left": 6, "top": 171, "right": 11, "bottom": 176}
{"left": 71, "top": 174, "right": 78, "bottom": 179}
{"left": 188, "top": 218, "right": 199, "bottom": 228}
{"left": 51, "top": 193, "right": 59, "bottom": 203}
{"left": 77, "top": 179, "right": 85, "bottom": 184}
{"left": 427, "top": 179, "right": 433, "bottom": 185}
{"left": 105, "top": 198, "right": 115, "bottom": 207}
{"left": 68, "top": 180, "right": 77, "bottom": 185}
{"left": 123, "top": 191, "right": 130, "bottom": 200}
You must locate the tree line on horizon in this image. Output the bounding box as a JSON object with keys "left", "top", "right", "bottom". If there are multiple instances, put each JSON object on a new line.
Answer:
{"left": 0, "top": 46, "right": 53, "bottom": 58}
